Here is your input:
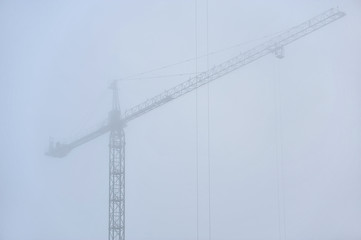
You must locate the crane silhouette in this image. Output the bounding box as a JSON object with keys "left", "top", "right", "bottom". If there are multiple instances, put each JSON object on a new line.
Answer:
{"left": 46, "top": 8, "right": 345, "bottom": 240}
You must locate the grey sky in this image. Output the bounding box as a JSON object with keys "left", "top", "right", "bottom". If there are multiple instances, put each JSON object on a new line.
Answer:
{"left": 1, "top": 0, "right": 361, "bottom": 240}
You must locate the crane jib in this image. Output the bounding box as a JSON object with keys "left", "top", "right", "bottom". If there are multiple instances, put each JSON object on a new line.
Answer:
{"left": 46, "top": 8, "right": 345, "bottom": 158}
{"left": 122, "top": 8, "right": 345, "bottom": 124}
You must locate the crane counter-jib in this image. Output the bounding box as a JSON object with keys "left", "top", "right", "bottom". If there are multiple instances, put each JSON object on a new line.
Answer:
{"left": 46, "top": 124, "right": 111, "bottom": 158}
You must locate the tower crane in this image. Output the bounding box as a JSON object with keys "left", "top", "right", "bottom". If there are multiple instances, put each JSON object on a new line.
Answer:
{"left": 46, "top": 8, "right": 345, "bottom": 240}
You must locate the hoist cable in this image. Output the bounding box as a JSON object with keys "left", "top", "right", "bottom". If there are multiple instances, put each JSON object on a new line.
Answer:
{"left": 274, "top": 59, "right": 287, "bottom": 240}
{"left": 195, "top": 1, "right": 199, "bottom": 240}
{"left": 206, "top": 0, "right": 212, "bottom": 240}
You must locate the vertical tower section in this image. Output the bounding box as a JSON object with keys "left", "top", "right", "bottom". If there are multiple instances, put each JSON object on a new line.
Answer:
{"left": 109, "top": 129, "right": 125, "bottom": 240}
{"left": 108, "top": 80, "right": 125, "bottom": 240}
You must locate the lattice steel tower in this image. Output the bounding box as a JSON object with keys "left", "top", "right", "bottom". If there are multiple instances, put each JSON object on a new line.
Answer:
{"left": 108, "top": 81, "right": 125, "bottom": 240}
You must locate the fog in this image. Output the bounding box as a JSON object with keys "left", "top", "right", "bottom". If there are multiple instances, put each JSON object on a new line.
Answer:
{"left": 1, "top": 0, "right": 361, "bottom": 240}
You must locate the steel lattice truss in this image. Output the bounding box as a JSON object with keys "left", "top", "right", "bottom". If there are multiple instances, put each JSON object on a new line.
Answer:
{"left": 109, "top": 129, "right": 125, "bottom": 240}
{"left": 122, "top": 8, "right": 345, "bottom": 124}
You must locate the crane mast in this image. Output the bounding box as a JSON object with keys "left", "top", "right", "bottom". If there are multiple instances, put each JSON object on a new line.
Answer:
{"left": 108, "top": 81, "right": 125, "bottom": 240}
{"left": 46, "top": 8, "right": 345, "bottom": 240}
